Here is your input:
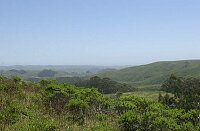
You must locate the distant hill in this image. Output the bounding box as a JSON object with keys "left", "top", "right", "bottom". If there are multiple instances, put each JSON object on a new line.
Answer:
{"left": 0, "top": 65, "right": 123, "bottom": 79}
{"left": 38, "top": 69, "right": 57, "bottom": 77}
{"left": 0, "top": 65, "right": 122, "bottom": 73}
{"left": 98, "top": 60, "right": 200, "bottom": 88}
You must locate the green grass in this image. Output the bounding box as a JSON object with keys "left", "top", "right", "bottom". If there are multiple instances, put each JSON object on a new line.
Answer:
{"left": 106, "top": 89, "right": 172, "bottom": 101}
{"left": 98, "top": 60, "right": 200, "bottom": 87}
{"left": 123, "top": 91, "right": 172, "bottom": 101}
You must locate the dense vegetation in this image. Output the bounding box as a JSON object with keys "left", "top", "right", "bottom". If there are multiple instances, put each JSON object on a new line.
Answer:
{"left": 75, "top": 76, "right": 134, "bottom": 94}
{"left": 1, "top": 75, "right": 200, "bottom": 130}
{"left": 0, "top": 76, "right": 115, "bottom": 130}
{"left": 160, "top": 74, "right": 200, "bottom": 110}
{"left": 28, "top": 76, "right": 131, "bottom": 94}
{"left": 99, "top": 60, "right": 200, "bottom": 88}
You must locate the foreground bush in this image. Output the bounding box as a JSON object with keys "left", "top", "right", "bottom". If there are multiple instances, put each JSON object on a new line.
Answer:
{"left": 118, "top": 95, "right": 200, "bottom": 131}
{"left": 1, "top": 76, "right": 200, "bottom": 130}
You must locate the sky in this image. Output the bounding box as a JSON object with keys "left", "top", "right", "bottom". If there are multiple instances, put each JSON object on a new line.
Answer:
{"left": 0, "top": 0, "right": 200, "bottom": 66}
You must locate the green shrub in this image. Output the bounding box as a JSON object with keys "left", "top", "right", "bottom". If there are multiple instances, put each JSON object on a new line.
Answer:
{"left": 66, "top": 98, "right": 89, "bottom": 124}
{"left": 119, "top": 111, "right": 140, "bottom": 131}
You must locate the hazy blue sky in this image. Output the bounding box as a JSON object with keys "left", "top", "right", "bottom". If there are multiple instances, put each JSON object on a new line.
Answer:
{"left": 0, "top": 0, "right": 200, "bottom": 65}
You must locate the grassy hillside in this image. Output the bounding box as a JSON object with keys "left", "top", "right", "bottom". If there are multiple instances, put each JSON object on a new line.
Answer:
{"left": 98, "top": 60, "right": 200, "bottom": 87}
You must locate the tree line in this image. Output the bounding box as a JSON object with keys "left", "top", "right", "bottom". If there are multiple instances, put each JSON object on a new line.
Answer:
{"left": 75, "top": 76, "right": 135, "bottom": 94}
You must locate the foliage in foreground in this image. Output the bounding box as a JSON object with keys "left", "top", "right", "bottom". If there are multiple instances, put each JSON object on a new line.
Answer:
{"left": 118, "top": 95, "right": 200, "bottom": 131}
{"left": 1, "top": 76, "right": 200, "bottom": 130}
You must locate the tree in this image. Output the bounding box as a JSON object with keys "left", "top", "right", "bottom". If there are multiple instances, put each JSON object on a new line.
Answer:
{"left": 76, "top": 76, "right": 134, "bottom": 94}
{"left": 161, "top": 74, "right": 200, "bottom": 110}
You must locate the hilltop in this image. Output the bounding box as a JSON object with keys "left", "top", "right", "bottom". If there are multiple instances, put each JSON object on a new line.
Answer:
{"left": 98, "top": 60, "right": 200, "bottom": 89}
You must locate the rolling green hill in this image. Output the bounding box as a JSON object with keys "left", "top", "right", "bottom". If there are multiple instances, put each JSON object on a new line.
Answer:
{"left": 98, "top": 60, "right": 200, "bottom": 88}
